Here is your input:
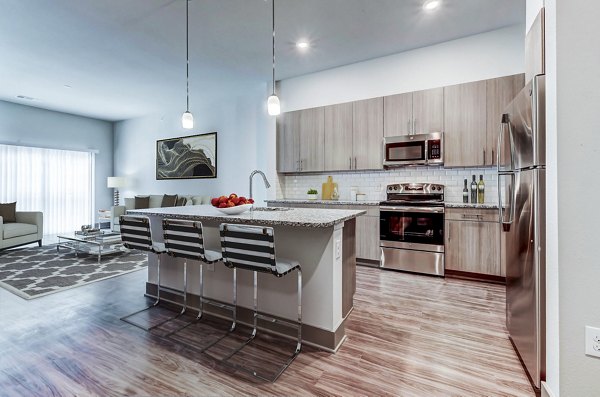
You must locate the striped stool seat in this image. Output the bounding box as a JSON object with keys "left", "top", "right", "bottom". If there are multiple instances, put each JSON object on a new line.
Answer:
{"left": 217, "top": 223, "right": 302, "bottom": 382}
{"left": 119, "top": 215, "right": 177, "bottom": 331}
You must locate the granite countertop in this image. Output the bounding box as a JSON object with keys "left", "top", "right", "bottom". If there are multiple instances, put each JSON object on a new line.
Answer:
{"left": 444, "top": 202, "right": 499, "bottom": 209}
{"left": 127, "top": 205, "right": 366, "bottom": 228}
{"left": 265, "top": 199, "right": 380, "bottom": 206}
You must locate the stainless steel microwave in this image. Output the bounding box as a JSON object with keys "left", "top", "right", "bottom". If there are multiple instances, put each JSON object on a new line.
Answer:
{"left": 382, "top": 132, "right": 444, "bottom": 168}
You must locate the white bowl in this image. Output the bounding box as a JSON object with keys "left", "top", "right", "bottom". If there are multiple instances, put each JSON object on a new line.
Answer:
{"left": 215, "top": 203, "right": 253, "bottom": 215}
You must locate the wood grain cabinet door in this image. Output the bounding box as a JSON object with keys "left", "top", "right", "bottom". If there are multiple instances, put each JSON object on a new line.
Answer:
{"left": 383, "top": 92, "right": 412, "bottom": 137}
{"left": 298, "top": 107, "right": 325, "bottom": 172}
{"left": 353, "top": 97, "right": 384, "bottom": 170}
{"left": 443, "top": 81, "right": 487, "bottom": 167}
{"left": 486, "top": 74, "right": 525, "bottom": 166}
{"left": 445, "top": 219, "right": 501, "bottom": 275}
{"left": 356, "top": 214, "right": 381, "bottom": 261}
{"left": 276, "top": 111, "right": 300, "bottom": 172}
{"left": 324, "top": 103, "right": 353, "bottom": 171}
{"left": 412, "top": 87, "right": 444, "bottom": 135}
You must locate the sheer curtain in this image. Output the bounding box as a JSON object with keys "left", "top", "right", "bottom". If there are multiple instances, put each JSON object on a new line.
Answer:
{"left": 0, "top": 144, "right": 94, "bottom": 235}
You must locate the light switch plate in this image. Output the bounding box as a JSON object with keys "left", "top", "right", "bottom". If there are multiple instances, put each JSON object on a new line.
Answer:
{"left": 585, "top": 326, "right": 600, "bottom": 358}
{"left": 335, "top": 238, "right": 341, "bottom": 259}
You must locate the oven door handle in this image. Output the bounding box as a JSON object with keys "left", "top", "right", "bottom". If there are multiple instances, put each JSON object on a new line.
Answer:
{"left": 379, "top": 206, "right": 444, "bottom": 214}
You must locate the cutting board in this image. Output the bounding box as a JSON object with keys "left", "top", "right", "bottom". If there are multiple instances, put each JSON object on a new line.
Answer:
{"left": 322, "top": 176, "right": 337, "bottom": 200}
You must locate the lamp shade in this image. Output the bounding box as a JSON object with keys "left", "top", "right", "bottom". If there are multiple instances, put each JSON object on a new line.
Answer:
{"left": 267, "top": 94, "right": 281, "bottom": 116}
{"left": 107, "top": 176, "right": 127, "bottom": 188}
{"left": 182, "top": 111, "right": 194, "bottom": 129}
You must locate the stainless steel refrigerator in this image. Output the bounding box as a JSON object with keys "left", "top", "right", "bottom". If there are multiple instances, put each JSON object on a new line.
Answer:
{"left": 497, "top": 74, "right": 546, "bottom": 391}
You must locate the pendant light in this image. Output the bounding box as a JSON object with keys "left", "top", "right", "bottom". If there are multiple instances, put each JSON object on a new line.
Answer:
{"left": 181, "top": 0, "right": 194, "bottom": 129}
{"left": 267, "top": 0, "right": 280, "bottom": 116}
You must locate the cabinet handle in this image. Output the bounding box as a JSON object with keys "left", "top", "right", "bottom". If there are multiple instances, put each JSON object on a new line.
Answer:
{"left": 492, "top": 149, "right": 495, "bottom": 165}
{"left": 408, "top": 120, "right": 412, "bottom": 135}
{"left": 296, "top": 160, "right": 300, "bottom": 172}
{"left": 354, "top": 157, "right": 357, "bottom": 170}
{"left": 349, "top": 157, "right": 352, "bottom": 169}
{"left": 462, "top": 214, "right": 483, "bottom": 220}
{"left": 483, "top": 149, "right": 486, "bottom": 165}
{"left": 300, "top": 159, "right": 304, "bottom": 171}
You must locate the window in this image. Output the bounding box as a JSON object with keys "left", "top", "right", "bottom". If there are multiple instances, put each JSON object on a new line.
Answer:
{"left": 0, "top": 144, "right": 95, "bottom": 235}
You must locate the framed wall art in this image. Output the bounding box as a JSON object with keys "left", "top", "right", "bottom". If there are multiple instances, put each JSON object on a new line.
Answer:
{"left": 156, "top": 132, "right": 217, "bottom": 180}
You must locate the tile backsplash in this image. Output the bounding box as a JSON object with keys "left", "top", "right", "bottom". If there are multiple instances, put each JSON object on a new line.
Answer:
{"left": 279, "top": 167, "right": 499, "bottom": 204}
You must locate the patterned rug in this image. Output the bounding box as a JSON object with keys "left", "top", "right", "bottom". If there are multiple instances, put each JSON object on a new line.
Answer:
{"left": 0, "top": 244, "right": 147, "bottom": 300}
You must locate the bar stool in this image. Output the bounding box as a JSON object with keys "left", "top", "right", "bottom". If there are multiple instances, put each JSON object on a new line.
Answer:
{"left": 162, "top": 219, "right": 233, "bottom": 338}
{"left": 218, "top": 223, "right": 302, "bottom": 382}
{"left": 119, "top": 215, "right": 176, "bottom": 331}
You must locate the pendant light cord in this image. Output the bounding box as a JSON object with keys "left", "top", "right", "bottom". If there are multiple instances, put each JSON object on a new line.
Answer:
{"left": 186, "top": 0, "right": 190, "bottom": 112}
{"left": 271, "top": 0, "right": 276, "bottom": 96}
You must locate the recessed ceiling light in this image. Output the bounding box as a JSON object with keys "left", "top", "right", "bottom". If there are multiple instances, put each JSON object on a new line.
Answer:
{"left": 423, "top": 0, "right": 441, "bottom": 11}
{"left": 296, "top": 41, "right": 310, "bottom": 50}
{"left": 64, "top": 84, "right": 72, "bottom": 88}
{"left": 16, "top": 95, "right": 35, "bottom": 101}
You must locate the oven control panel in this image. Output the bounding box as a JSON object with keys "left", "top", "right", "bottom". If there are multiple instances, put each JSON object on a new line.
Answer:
{"left": 386, "top": 183, "right": 445, "bottom": 195}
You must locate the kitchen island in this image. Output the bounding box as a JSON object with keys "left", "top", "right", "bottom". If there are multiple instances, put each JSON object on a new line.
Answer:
{"left": 127, "top": 205, "right": 365, "bottom": 351}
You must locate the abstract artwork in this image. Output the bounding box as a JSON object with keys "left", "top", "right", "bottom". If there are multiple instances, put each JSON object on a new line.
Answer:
{"left": 156, "top": 132, "right": 217, "bottom": 179}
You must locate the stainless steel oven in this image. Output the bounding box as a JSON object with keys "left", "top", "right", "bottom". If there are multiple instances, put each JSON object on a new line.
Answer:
{"left": 380, "top": 183, "right": 445, "bottom": 276}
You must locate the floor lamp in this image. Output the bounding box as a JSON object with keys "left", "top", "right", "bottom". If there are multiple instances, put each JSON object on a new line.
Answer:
{"left": 107, "top": 177, "right": 127, "bottom": 206}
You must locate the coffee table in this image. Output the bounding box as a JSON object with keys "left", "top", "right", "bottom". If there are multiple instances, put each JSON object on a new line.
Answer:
{"left": 57, "top": 232, "right": 126, "bottom": 263}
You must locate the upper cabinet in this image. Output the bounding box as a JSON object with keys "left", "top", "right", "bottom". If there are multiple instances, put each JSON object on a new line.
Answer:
{"left": 277, "top": 110, "right": 300, "bottom": 173}
{"left": 276, "top": 108, "right": 324, "bottom": 173}
{"left": 444, "top": 80, "right": 487, "bottom": 167}
{"left": 486, "top": 74, "right": 525, "bottom": 166}
{"left": 324, "top": 103, "right": 353, "bottom": 171}
{"left": 277, "top": 73, "right": 525, "bottom": 172}
{"left": 384, "top": 87, "right": 443, "bottom": 137}
{"left": 353, "top": 98, "right": 384, "bottom": 170}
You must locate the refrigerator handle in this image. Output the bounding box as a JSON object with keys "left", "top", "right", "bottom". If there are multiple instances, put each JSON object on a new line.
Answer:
{"left": 498, "top": 114, "right": 515, "bottom": 172}
{"left": 498, "top": 173, "right": 516, "bottom": 227}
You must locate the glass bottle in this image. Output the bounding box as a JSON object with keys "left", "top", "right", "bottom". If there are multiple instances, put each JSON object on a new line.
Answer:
{"left": 470, "top": 175, "right": 477, "bottom": 203}
{"left": 462, "top": 179, "right": 469, "bottom": 203}
{"left": 477, "top": 175, "right": 485, "bottom": 204}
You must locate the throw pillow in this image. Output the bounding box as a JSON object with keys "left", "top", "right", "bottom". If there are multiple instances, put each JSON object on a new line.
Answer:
{"left": 134, "top": 196, "right": 150, "bottom": 209}
{"left": 176, "top": 197, "right": 187, "bottom": 206}
{"left": 0, "top": 202, "right": 16, "bottom": 223}
{"left": 161, "top": 194, "right": 178, "bottom": 208}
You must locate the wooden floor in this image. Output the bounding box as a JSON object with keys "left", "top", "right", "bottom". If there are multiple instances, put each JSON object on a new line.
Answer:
{"left": 0, "top": 265, "right": 534, "bottom": 396}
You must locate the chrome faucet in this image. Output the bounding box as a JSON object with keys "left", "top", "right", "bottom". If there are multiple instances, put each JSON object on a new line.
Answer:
{"left": 249, "top": 170, "right": 271, "bottom": 200}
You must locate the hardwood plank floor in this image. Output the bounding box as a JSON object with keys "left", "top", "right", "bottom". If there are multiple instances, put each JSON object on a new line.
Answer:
{"left": 0, "top": 265, "right": 534, "bottom": 396}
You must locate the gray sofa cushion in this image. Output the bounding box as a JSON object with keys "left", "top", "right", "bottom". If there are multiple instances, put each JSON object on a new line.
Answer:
{"left": 0, "top": 202, "right": 17, "bottom": 223}
{"left": 134, "top": 196, "right": 150, "bottom": 209}
{"left": 161, "top": 194, "right": 178, "bottom": 207}
{"left": 3, "top": 223, "right": 38, "bottom": 239}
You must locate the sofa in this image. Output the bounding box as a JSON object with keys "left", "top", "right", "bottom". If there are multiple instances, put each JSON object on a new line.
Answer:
{"left": 110, "top": 194, "right": 211, "bottom": 232}
{"left": 0, "top": 211, "right": 44, "bottom": 251}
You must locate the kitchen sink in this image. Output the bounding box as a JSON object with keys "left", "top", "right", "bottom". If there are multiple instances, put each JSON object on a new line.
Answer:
{"left": 252, "top": 207, "right": 292, "bottom": 212}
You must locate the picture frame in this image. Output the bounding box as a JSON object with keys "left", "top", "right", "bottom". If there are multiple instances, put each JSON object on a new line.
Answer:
{"left": 156, "top": 132, "right": 217, "bottom": 180}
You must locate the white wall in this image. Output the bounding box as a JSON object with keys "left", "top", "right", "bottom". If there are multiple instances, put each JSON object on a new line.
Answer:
{"left": 554, "top": 0, "right": 600, "bottom": 395}
{"left": 113, "top": 85, "right": 275, "bottom": 205}
{"left": 279, "top": 24, "right": 524, "bottom": 113}
{"left": 0, "top": 100, "right": 114, "bottom": 216}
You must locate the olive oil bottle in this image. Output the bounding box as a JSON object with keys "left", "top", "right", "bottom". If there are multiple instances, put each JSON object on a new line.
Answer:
{"left": 477, "top": 175, "right": 485, "bottom": 204}
{"left": 470, "top": 175, "right": 477, "bottom": 203}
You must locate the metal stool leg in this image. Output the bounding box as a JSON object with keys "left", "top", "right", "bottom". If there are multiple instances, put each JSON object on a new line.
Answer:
{"left": 296, "top": 269, "right": 302, "bottom": 353}
{"left": 230, "top": 267, "right": 237, "bottom": 332}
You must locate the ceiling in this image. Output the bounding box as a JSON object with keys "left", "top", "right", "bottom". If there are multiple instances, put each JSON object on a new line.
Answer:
{"left": 0, "top": 0, "right": 524, "bottom": 121}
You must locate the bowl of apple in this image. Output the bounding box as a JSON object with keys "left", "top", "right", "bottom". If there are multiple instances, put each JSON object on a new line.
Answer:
{"left": 211, "top": 194, "right": 254, "bottom": 215}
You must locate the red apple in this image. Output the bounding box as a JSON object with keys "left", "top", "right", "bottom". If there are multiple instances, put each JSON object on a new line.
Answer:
{"left": 231, "top": 197, "right": 240, "bottom": 205}
{"left": 219, "top": 196, "right": 228, "bottom": 204}
{"left": 218, "top": 202, "right": 227, "bottom": 208}
{"left": 229, "top": 193, "right": 238, "bottom": 199}
{"left": 227, "top": 201, "right": 235, "bottom": 207}
{"left": 248, "top": 198, "right": 254, "bottom": 204}
{"left": 238, "top": 196, "right": 246, "bottom": 202}
{"left": 211, "top": 197, "right": 219, "bottom": 206}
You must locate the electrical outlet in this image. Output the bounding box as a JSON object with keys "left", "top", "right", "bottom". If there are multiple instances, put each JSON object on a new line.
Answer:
{"left": 585, "top": 326, "right": 600, "bottom": 358}
{"left": 206, "top": 263, "right": 214, "bottom": 272}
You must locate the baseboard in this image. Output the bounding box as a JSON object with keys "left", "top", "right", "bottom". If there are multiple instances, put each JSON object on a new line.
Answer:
{"left": 541, "top": 382, "right": 557, "bottom": 397}
{"left": 445, "top": 269, "right": 506, "bottom": 284}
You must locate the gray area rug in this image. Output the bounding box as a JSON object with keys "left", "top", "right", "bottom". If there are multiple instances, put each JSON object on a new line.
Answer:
{"left": 0, "top": 244, "right": 147, "bottom": 300}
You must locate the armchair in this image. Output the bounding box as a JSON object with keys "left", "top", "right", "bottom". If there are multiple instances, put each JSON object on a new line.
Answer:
{"left": 0, "top": 211, "right": 43, "bottom": 251}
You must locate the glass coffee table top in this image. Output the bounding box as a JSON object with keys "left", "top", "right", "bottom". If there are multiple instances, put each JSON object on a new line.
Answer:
{"left": 57, "top": 231, "right": 126, "bottom": 262}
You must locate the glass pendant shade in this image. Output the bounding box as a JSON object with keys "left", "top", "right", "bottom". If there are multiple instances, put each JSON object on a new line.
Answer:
{"left": 181, "top": 111, "right": 194, "bottom": 129}
{"left": 267, "top": 94, "right": 281, "bottom": 116}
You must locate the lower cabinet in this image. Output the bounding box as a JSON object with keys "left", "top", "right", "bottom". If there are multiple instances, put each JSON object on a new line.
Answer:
{"left": 444, "top": 208, "right": 502, "bottom": 277}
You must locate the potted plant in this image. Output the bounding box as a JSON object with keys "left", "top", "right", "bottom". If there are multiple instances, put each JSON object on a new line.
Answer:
{"left": 307, "top": 188, "right": 319, "bottom": 200}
